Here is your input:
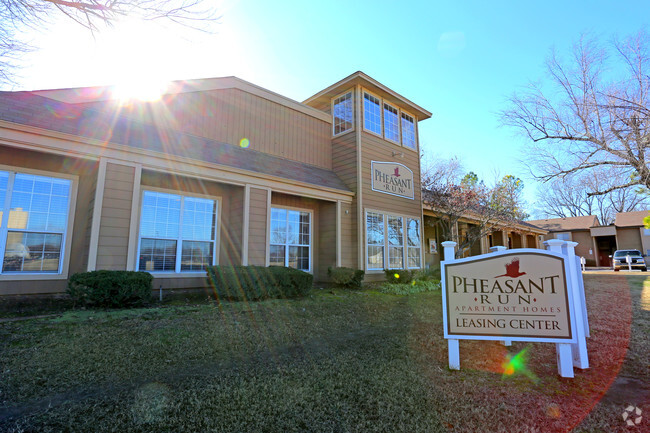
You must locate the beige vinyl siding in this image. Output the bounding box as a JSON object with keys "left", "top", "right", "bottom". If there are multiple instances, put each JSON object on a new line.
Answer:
{"left": 339, "top": 201, "right": 356, "bottom": 269}
{"left": 617, "top": 227, "right": 643, "bottom": 251}
{"left": 332, "top": 132, "right": 358, "bottom": 192}
{"left": 93, "top": 88, "right": 333, "bottom": 169}
{"left": 223, "top": 188, "right": 244, "bottom": 266}
{"left": 0, "top": 147, "right": 96, "bottom": 295}
{"left": 571, "top": 231, "right": 594, "bottom": 260}
{"left": 331, "top": 132, "right": 358, "bottom": 270}
{"left": 96, "top": 163, "right": 135, "bottom": 270}
{"left": 248, "top": 187, "right": 268, "bottom": 266}
{"left": 359, "top": 132, "right": 422, "bottom": 218}
{"left": 317, "top": 201, "right": 337, "bottom": 281}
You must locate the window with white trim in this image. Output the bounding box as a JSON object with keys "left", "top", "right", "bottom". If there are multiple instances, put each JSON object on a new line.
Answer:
{"left": 407, "top": 218, "right": 421, "bottom": 268}
{"left": 401, "top": 112, "right": 416, "bottom": 149}
{"left": 363, "top": 92, "right": 382, "bottom": 135}
{"left": 366, "top": 212, "right": 385, "bottom": 269}
{"left": 366, "top": 211, "right": 422, "bottom": 270}
{"left": 383, "top": 103, "right": 400, "bottom": 143}
{"left": 0, "top": 170, "right": 72, "bottom": 274}
{"left": 387, "top": 216, "right": 404, "bottom": 268}
{"left": 138, "top": 191, "right": 217, "bottom": 272}
{"left": 332, "top": 91, "right": 354, "bottom": 135}
{"left": 270, "top": 208, "right": 311, "bottom": 271}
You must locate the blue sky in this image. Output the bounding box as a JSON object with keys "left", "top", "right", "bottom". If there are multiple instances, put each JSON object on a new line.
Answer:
{"left": 6, "top": 0, "right": 650, "bottom": 211}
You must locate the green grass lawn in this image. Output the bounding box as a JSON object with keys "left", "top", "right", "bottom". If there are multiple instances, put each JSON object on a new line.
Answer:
{"left": 0, "top": 275, "right": 648, "bottom": 432}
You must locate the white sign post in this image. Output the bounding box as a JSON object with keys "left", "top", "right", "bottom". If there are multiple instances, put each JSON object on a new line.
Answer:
{"left": 441, "top": 240, "right": 589, "bottom": 378}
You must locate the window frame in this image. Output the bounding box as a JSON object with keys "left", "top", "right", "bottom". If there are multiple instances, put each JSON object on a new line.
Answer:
{"left": 406, "top": 218, "right": 422, "bottom": 269}
{"left": 365, "top": 209, "right": 422, "bottom": 272}
{"left": 359, "top": 87, "right": 419, "bottom": 152}
{"left": 383, "top": 102, "right": 401, "bottom": 144}
{"left": 135, "top": 187, "right": 220, "bottom": 276}
{"left": 387, "top": 215, "right": 404, "bottom": 269}
{"left": 331, "top": 89, "right": 355, "bottom": 137}
{"left": 362, "top": 90, "right": 383, "bottom": 137}
{"left": 268, "top": 205, "right": 313, "bottom": 273}
{"left": 0, "top": 165, "right": 78, "bottom": 281}
{"left": 400, "top": 110, "right": 417, "bottom": 150}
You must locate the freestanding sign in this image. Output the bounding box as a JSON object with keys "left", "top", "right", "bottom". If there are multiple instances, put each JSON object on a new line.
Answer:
{"left": 441, "top": 240, "right": 589, "bottom": 378}
{"left": 445, "top": 252, "right": 573, "bottom": 341}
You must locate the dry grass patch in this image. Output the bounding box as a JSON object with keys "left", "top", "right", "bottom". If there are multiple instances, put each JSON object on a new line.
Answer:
{"left": 0, "top": 276, "right": 647, "bottom": 432}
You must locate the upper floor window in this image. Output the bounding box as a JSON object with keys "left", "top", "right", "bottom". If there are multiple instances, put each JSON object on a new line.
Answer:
{"left": 332, "top": 91, "right": 354, "bottom": 135}
{"left": 363, "top": 92, "right": 382, "bottom": 135}
{"left": 383, "top": 103, "right": 400, "bottom": 143}
{"left": 401, "top": 112, "right": 416, "bottom": 149}
{"left": 0, "top": 171, "right": 72, "bottom": 274}
{"left": 138, "top": 190, "right": 217, "bottom": 272}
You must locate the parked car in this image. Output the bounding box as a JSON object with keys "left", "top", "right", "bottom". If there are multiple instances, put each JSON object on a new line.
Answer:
{"left": 612, "top": 249, "right": 647, "bottom": 271}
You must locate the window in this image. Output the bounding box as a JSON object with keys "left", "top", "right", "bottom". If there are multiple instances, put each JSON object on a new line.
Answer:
{"left": 363, "top": 92, "right": 382, "bottom": 135}
{"left": 138, "top": 191, "right": 217, "bottom": 272}
{"left": 383, "top": 103, "right": 400, "bottom": 143}
{"left": 401, "top": 112, "right": 416, "bottom": 149}
{"left": 644, "top": 228, "right": 650, "bottom": 236}
{"left": 367, "top": 212, "right": 385, "bottom": 269}
{"left": 407, "top": 218, "right": 421, "bottom": 268}
{"left": 332, "top": 91, "right": 354, "bottom": 135}
{"left": 0, "top": 170, "right": 72, "bottom": 274}
{"left": 556, "top": 233, "right": 570, "bottom": 241}
{"left": 366, "top": 211, "right": 421, "bottom": 270}
{"left": 270, "top": 208, "right": 311, "bottom": 271}
{"left": 387, "top": 216, "right": 403, "bottom": 268}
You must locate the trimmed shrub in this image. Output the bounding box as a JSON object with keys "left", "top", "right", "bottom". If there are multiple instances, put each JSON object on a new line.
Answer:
{"left": 67, "top": 270, "right": 153, "bottom": 308}
{"left": 384, "top": 269, "right": 414, "bottom": 284}
{"left": 327, "top": 266, "right": 365, "bottom": 289}
{"left": 206, "top": 265, "right": 313, "bottom": 301}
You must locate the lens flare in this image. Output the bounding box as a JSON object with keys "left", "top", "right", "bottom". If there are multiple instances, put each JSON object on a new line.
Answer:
{"left": 240, "top": 138, "right": 250, "bottom": 148}
{"left": 501, "top": 347, "right": 538, "bottom": 382}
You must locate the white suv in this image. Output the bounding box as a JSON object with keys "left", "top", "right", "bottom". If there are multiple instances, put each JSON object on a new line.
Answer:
{"left": 613, "top": 250, "right": 647, "bottom": 271}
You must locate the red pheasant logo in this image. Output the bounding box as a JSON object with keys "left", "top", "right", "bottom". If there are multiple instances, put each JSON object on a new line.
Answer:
{"left": 495, "top": 258, "right": 526, "bottom": 278}
{"left": 393, "top": 167, "right": 401, "bottom": 177}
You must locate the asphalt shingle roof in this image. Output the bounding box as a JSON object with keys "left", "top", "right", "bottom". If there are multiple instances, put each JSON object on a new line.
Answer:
{"left": 614, "top": 210, "right": 649, "bottom": 227}
{"left": 526, "top": 215, "right": 600, "bottom": 232}
{"left": 0, "top": 91, "right": 351, "bottom": 193}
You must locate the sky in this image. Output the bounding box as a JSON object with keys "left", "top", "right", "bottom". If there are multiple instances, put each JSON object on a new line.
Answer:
{"left": 4, "top": 0, "right": 650, "bottom": 214}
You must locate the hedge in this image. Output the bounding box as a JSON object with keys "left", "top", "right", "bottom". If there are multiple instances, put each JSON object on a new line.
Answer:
{"left": 327, "top": 266, "right": 365, "bottom": 288}
{"left": 67, "top": 270, "right": 153, "bottom": 308}
{"left": 206, "top": 265, "right": 313, "bottom": 301}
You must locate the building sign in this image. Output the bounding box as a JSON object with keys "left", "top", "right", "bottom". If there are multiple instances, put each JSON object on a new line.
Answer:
{"left": 443, "top": 252, "right": 573, "bottom": 341}
{"left": 371, "top": 161, "right": 414, "bottom": 199}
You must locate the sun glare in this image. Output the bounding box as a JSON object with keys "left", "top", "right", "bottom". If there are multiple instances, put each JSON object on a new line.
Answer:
{"left": 95, "top": 18, "right": 175, "bottom": 103}
{"left": 112, "top": 79, "right": 169, "bottom": 103}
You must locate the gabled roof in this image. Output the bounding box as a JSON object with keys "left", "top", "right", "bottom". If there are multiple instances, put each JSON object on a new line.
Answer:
{"left": 303, "top": 71, "right": 432, "bottom": 120}
{"left": 614, "top": 210, "right": 649, "bottom": 227}
{"left": 526, "top": 215, "right": 600, "bottom": 232}
{"left": 0, "top": 91, "right": 351, "bottom": 193}
{"left": 31, "top": 76, "right": 331, "bottom": 122}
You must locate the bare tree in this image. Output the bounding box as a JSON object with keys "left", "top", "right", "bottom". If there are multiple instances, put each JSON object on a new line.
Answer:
{"left": 501, "top": 31, "right": 650, "bottom": 195}
{"left": 0, "top": 0, "right": 219, "bottom": 84}
{"left": 422, "top": 158, "right": 527, "bottom": 258}
{"left": 533, "top": 169, "right": 649, "bottom": 224}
